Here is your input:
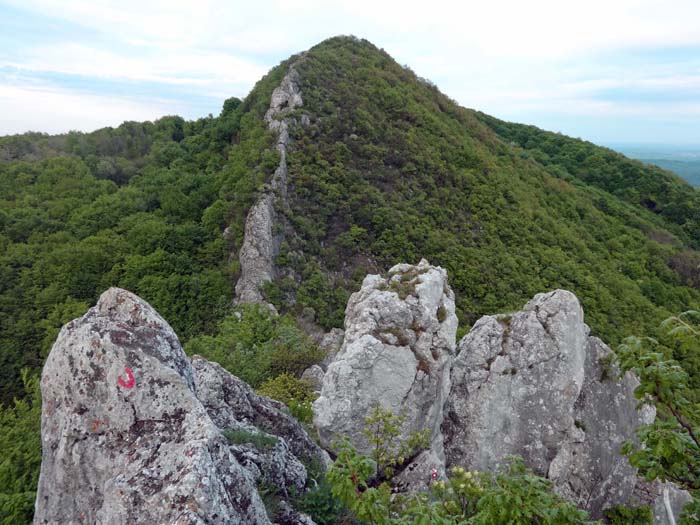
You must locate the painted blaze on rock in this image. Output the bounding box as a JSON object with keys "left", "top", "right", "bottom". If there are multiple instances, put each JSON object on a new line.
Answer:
{"left": 34, "top": 288, "right": 271, "bottom": 525}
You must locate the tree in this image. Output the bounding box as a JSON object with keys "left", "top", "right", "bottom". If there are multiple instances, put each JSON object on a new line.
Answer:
{"left": 617, "top": 311, "right": 700, "bottom": 523}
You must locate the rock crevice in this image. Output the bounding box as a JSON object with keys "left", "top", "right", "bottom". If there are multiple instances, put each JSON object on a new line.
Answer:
{"left": 34, "top": 288, "right": 320, "bottom": 525}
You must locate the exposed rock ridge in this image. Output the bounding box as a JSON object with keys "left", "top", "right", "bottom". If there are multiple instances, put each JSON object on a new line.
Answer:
{"left": 442, "top": 289, "right": 687, "bottom": 522}
{"left": 316, "top": 278, "right": 689, "bottom": 523}
{"left": 314, "top": 259, "right": 458, "bottom": 488}
{"left": 235, "top": 65, "right": 304, "bottom": 306}
{"left": 34, "top": 288, "right": 319, "bottom": 525}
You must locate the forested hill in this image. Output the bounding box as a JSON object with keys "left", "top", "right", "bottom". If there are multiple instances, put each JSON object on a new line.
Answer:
{"left": 2, "top": 35, "right": 700, "bottom": 407}
{"left": 474, "top": 112, "right": 700, "bottom": 242}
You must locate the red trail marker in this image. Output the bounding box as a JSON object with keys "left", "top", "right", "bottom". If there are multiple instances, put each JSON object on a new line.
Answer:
{"left": 117, "top": 366, "right": 135, "bottom": 389}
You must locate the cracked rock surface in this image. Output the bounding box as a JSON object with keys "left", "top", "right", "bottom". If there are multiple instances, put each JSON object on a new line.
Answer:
{"left": 444, "top": 290, "right": 588, "bottom": 475}
{"left": 34, "top": 288, "right": 318, "bottom": 525}
{"left": 313, "top": 259, "right": 457, "bottom": 488}
{"left": 443, "top": 289, "right": 682, "bottom": 521}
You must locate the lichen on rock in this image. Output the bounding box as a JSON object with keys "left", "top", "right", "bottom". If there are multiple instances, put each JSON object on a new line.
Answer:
{"left": 34, "top": 288, "right": 319, "bottom": 525}
{"left": 313, "top": 259, "right": 457, "bottom": 488}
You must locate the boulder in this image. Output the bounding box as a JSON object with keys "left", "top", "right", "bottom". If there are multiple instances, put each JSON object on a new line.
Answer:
{"left": 318, "top": 328, "right": 344, "bottom": 370}
{"left": 443, "top": 289, "right": 683, "bottom": 521}
{"left": 313, "top": 259, "right": 457, "bottom": 486}
{"left": 192, "top": 356, "right": 329, "bottom": 470}
{"left": 653, "top": 483, "right": 693, "bottom": 525}
{"left": 300, "top": 365, "right": 325, "bottom": 393}
{"left": 34, "top": 288, "right": 270, "bottom": 525}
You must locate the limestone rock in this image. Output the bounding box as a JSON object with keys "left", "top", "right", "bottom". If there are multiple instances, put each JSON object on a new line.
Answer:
{"left": 314, "top": 259, "right": 457, "bottom": 485}
{"left": 301, "top": 364, "right": 325, "bottom": 393}
{"left": 318, "top": 328, "right": 344, "bottom": 370}
{"left": 234, "top": 66, "right": 302, "bottom": 306}
{"left": 653, "top": 483, "right": 693, "bottom": 525}
{"left": 192, "top": 355, "right": 328, "bottom": 469}
{"left": 442, "top": 289, "right": 682, "bottom": 521}
{"left": 548, "top": 336, "right": 655, "bottom": 515}
{"left": 444, "top": 290, "right": 588, "bottom": 474}
{"left": 34, "top": 288, "right": 270, "bottom": 525}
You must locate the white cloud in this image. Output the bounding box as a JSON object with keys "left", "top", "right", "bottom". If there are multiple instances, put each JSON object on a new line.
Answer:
{"left": 0, "top": 84, "right": 185, "bottom": 135}
{"left": 3, "top": 0, "right": 700, "bottom": 141}
{"left": 5, "top": 43, "right": 266, "bottom": 94}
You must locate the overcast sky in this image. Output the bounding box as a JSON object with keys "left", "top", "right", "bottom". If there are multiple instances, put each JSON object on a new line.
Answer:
{"left": 1, "top": 0, "right": 699, "bottom": 146}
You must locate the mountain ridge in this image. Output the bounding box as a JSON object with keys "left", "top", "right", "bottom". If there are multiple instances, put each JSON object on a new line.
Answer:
{"left": 2, "top": 34, "right": 700, "bottom": 524}
{"left": 1, "top": 35, "right": 700, "bottom": 406}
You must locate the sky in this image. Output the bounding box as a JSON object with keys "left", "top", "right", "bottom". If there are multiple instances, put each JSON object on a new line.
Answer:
{"left": 1, "top": 0, "right": 699, "bottom": 146}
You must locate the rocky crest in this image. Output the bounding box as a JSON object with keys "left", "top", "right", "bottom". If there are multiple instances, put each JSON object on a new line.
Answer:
{"left": 313, "top": 259, "right": 457, "bottom": 487}
{"left": 34, "top": 266, "right": 692, "bottom": 523}
{"left": 234, "top": 66, "right": 304, "bottom": 306}
{"left": 34, "top": 288, "right": 319, "bottom": 524}
{"left": 443, "top": 290, "right": 655, "bottom": 518}
{"left": 316, "top": 264, "right": 690, "bottom": 522}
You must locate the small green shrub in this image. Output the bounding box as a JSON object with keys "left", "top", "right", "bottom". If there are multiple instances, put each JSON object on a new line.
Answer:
{"left": 223, "top": 428, "right": 278, "bottom": 450}
{"left": 257, "top": 373, "right": 317, "bottom": 424}
{"left": 185, "top": 304, "right": 322, "bottom": 388}
{"left": 293, "top": 476, "right": 354, "bottom": 525}
{"left": 362, "top": 405, "right": 430, "bottom": 479}
{"left": 603, "top": 504, "right": 653, "bottom": 524}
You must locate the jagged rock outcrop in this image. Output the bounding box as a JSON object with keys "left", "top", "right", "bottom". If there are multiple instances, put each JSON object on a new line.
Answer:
{"left": 234, "top": 66, "right": 303, "bottom": 305}
{"left": 444, "top": 291, "right": 590, "bottom": 474}
{"left": 316, "top": 276, "right": 689, "bottom": 522}
{"left": 34, "top": 288, "right": 270, "bottom": 524}
{"left": 192, "top": 355, "right": 328, "bottom": 469}
{"left": 34, "top": 288, "right": 318, "bottom": 525}
{"left": 442, "top": 289, "right": 684, "bottom": 520}
{"left": 314, "top": 259, "right": 458, "bottom": 486}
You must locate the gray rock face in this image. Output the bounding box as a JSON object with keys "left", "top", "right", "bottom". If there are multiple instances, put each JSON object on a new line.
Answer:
{"left": 318, "top": 328, "right": 344, "bottom": 370}
{"left": 315, "top": 276, "right": 688, "bottom": 522}
{"left": 301, "top": 364, "right": 325, "bottom": 393}
{"left": 548, "top": 336, "right": 655, "bottom": 515}
{"left": 34, "top": 288, "right": 270, "bottom": 525}
{"left": 34, "top": 288, "right": 320, "bottom": 525}
{"left": 442, "top": 289, "right": 679, "bottom": 521}
{"left": 444, "top": 290, "right": 588, "bottom": 474}
{"left": 235, "top": 66, "right": 303, "bottom": 306}
{"left": 192, "top": 355, "right": 328, "bottom": 470}
{"left": 313, "top": 259, "right": 457, "bottom": 483}
{"left": 653, "top": 483, "right": 693, "bottom": 525}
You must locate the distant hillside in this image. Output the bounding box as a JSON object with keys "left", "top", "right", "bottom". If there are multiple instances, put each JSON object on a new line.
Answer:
{"left": 605, "top": 144, "right": 700, "bottom": 187}
{"left": 2, "top": 36, "right": 700, "bottom": 406}
{"left": 638, "top": 158, "right": 700, "bottom": 187}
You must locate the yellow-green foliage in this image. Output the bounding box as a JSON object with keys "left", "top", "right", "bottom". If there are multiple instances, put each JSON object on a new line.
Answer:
{"left": 257, "top": 373, "right": 317, "bottom": 423}
{"left": 617, "top": 311, "right": 700, "bottom": 519}
{"left": 0, "top": 371, "right": 41, "bottom": 525}
{"left": 185, "top": 304, "right": 323, "bottom": 388}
